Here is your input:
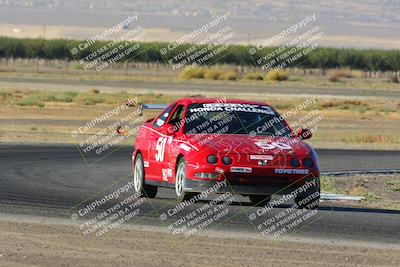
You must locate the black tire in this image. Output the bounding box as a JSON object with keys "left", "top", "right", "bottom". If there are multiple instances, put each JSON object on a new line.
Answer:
{"left": 143, "top": 183, "right": 158, "bottom": 198}
{"left": 133, "top": 153, "right": 158, "bottom": 198}
{"left": 294, "top": 180, "right": 320, "bottom": 210}
{"left": 249, "top": 195, "right": 272, "bottom": 206}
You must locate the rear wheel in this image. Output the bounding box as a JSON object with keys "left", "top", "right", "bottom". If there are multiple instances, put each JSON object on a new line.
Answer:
{"left": 294, "top": 180, "right": 320, "bottom": 210}
{"left": 133, "top": 153, "right": 157, "bottom": 198}
{"left": 249, "top": 195, "right": 272, "bottom": 206}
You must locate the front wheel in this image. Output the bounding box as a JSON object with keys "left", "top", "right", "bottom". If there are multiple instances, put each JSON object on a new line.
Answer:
{"left": 133, "top": 153, "right": 157, "bottom": 198}
{"left": 175, "top": 158, "right": 192, "bottom": 202}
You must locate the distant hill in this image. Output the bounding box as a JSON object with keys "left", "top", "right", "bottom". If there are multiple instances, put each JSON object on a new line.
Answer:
{"left": 0, "top": 0, "right": 399, "bottom": 49}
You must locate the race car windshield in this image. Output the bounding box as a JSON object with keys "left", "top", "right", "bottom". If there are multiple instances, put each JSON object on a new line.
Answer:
{"left": 184, "top": 103, "right": 293, "bottom": 137}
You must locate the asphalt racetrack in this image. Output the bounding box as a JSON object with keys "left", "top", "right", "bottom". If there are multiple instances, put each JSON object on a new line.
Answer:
{"left": 0, "top": 144, "right": 399, "bottom": 246}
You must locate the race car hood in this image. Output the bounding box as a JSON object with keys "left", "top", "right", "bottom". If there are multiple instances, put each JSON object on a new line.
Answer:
{"left": 185, "top": 134, "right": 311, "bottom": 156}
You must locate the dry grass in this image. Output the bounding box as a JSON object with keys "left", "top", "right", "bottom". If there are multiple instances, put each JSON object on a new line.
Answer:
{"left": 4, "top": 90, "right": 398, "bottom": 115}
{"left": 2, "top": 63, "right": 400, "bottom": 94}
{"left": 308, "top": 98, "right": 399, "bottom": 114}
{"left": 219, "top": 70, "right": 238, "bottom": 80}
{"left": 328, "top": 68, "right": 366, "bottom": 82}
{"left": 348, "top": 186, "right": 367, "bottom": 196}
{"left": 320, "top": 174, "right": 400, "bottom": 210}
{"left": 178, "top": 67, "right": 205, "bottom": 80}
{"left": 342, "top": 134, "right": 399, "bottom": 144}
{"left": 390, "top": 76, "right": 399, "bottom": 83}
{"left": 243, "top": 72, "right": 264, "bottom": 80}
{"left": 178, "top": 67, "right": 238, "bottom": 81}
{"left": 203, "top": 69, "right": 223, "bottom": 80}
{"left": 0, "top": 90, "right": 184, "bottom": 107}
{"left": 266, "top": 69, "right": 288, "bottom": 81}
{"left": 1, "top": 90, "right": 400, "bottom": 149}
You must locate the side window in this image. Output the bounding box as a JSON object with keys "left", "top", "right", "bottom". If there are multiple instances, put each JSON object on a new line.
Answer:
{"left": 153, "top": 103, "right": 176, "bottom": 128}
{"left": 167, "top": 105, "right": 185, "bottom": 132}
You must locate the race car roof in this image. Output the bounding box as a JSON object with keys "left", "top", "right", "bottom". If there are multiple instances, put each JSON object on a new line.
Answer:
{"left": 177, "top": 98, "right": 269, "bottom": 106}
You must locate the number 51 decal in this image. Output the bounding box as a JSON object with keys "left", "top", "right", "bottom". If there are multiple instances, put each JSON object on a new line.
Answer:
{"left": 156, "top": 137, "right": 167, "bottom": 162}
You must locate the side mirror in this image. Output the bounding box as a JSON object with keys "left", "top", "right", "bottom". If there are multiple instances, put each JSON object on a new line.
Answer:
{"left": 297, "top": 128, "right": 312, "bottom": 140}
{"left": 160, "top": 124, "right": 176, "bottom": 136}
{"left": 146, "top": 117, "right": 155, "bottom": 123}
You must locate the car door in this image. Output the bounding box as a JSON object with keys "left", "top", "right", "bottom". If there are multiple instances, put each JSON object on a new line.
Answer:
{"left": 145, "top": 103, "right": 176, "bottom": 181}
{"left": 153, "top": 104, "right": 185, "bottom": 182}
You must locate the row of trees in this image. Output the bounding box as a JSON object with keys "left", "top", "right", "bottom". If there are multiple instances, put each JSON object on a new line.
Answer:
{"left": 0, "top": 36, "right": 399, "bottom": 71}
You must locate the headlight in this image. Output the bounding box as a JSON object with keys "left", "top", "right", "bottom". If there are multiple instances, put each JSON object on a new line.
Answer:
{"left": 290, "top": 158, "right": 300, "bottom": 168}
{"left": 302, "top": 158, "right": 313, "bottom": 168}
{"left": 222, "top": 156, "right": 232, "bottom": 165}
{"left": 207, "top": 154, "right": 218, "bottom": 164}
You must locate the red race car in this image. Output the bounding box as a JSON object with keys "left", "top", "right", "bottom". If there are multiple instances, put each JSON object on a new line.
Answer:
{"left": 130, "top": 98, "right": 320, "bottom": 208}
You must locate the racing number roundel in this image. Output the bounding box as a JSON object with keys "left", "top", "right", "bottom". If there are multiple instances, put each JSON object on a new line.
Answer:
{"left": 156, "top": 137, "right": 167, "bottom": 162}
{"left": 254, "top": 140, "right": 292, "bottom": 150}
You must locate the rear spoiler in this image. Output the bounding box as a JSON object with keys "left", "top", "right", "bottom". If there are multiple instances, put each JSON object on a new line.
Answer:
{"left": 139, "top": 103, "right": 168, "bottom": 116}
{"left": 117, "top": 103, "right": 167, "bottom": 135}
{"left": 140, "top": 104, "right": 168, "bottom": 110}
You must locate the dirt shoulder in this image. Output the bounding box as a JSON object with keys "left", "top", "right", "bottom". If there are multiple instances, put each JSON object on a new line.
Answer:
{"left": 1, "top": 91, "right": 400, "bottom": 150}
{"left": 321, "top": 174, "right": 400, "bottom": 210}
{"left": 0, "top": 216, "right": 399, "bottom": 267}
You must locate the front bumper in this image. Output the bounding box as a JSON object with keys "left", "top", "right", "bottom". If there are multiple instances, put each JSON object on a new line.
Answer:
{"left": 185, "top": 176, "right": 319, "bottom": 196}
